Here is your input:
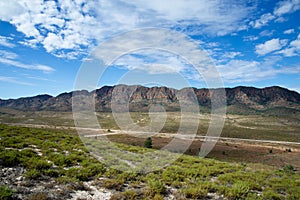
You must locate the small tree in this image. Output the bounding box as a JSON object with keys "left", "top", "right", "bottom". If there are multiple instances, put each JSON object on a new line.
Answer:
{"left": 144, "top": 137, "right": 152, "bottom": 148}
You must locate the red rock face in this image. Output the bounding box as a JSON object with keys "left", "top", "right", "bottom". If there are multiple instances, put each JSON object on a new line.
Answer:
{"left": 0, "top": 85, "right": 299, "bottom": 113}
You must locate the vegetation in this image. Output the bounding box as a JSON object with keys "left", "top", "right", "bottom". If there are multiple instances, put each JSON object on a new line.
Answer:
{"left": 0, "top": 124, "right": 299, "bottom": 199}
{"left": 0, "top": 186, "right": 14, "bottom": 200}
{"left": 1, "top": 109, "right": 300, "bottom": 142}
{"left": 143, "top": 137, "right": 152, "bottom": 148}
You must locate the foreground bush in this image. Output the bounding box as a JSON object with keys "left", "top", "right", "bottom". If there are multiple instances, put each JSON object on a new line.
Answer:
{"left": 0, "top": 186, "right": 14, "bottom": 200}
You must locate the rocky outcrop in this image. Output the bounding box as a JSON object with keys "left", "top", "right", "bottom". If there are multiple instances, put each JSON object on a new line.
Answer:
{"left": 0, "top": 85, "right": 299, "bottom": 113}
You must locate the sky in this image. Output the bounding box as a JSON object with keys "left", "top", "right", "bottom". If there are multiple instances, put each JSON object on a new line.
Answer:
{"left": 0, "top": 0, "right": 300, "bottom": 99}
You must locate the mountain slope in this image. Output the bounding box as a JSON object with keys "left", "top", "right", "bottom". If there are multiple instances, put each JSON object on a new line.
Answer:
{"left": 0, "top": 85, "right": 299, "bottom": 114}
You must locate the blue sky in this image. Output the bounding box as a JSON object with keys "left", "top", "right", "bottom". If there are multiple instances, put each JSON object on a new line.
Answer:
{"left": 0, "top": 0, "right": 300, "bottom": 99}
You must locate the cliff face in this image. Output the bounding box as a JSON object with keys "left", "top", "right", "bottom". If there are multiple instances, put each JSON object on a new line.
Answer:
{"left": 0, "top": 85, "right": 300, "bottom": 113}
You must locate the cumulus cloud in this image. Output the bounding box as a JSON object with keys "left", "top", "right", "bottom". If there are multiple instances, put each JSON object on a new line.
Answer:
{"left": 243, "top": 35, "right": 259, "bottom": 41}
{"left": 250, "top": 13, "right": 275, "bottom": 29}
{"left": 221, "top": 52, "right": 242, "bottom": 59}
{"left": 0, "top": 0, "right": 255, "bottom": 59}
{"left": 277, "top": 34, "right": 300, "bottom": 56}
{"left": 255, "top": 38, "right": 287, "bottom": 55}
{"left": 249, "top": 0, "right": 300, "bottom": 30}
{"left": 284, "top": 28, "right": 295, "bottom": 34}
{"left": 274, "top": 0, "right": 300, "bottom": 16}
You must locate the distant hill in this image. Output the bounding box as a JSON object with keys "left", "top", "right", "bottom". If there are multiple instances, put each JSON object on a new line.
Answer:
{"left": 1, "top": 85, "right": 300, "bottom": 114}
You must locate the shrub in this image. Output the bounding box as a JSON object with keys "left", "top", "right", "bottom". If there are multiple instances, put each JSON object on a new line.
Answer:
{"left": 246, "top": 192, "right": 263, "bottom": 200}
{"left": 110, "top": 190, "right": 138, "bottom": 200}
{"left": 28, "top": 192, "right": 48, "bottom": 200}
{"left": 262, "top": 190, "right": 283, "bottom": 200}
{"left": 181, "top": 186, "right": 208, "bottom": 199}
{"left": 56, "top": 176, "right": 78, "bottom": 184}
{"left": 0, "top": 150, "right": 19, "bottom": 167}
{"left": 43, "top": 169, "right": 61, "bottom": 178}
{"left": 109, "top": 193, "right": 125, "bottom": 200}
{"left": 223, "top": 181, "right": 250, "bottom": 199}
{"left": 269, "top": 149, "right": 273, "bottom": 154}
{"left": 153, "top": 194, "right": 164, "bottom": 200}
{"left": 48, "top": 153, "right": 73, "bottom": 167}
{"left": 102, "top": 179, "right": 124, "bottom": 191}
{"left": 24, "top": 157, "right": 52, "bottom": 170}
{"left": 67, "top": 164, "right": 106, "bottom": 181}
{"left": 144, "top": 137, "right": 152, "bottom": 148}
{"left": 19, "top": 149, "right": 36, "bottom": 158}
{"left": 0, "top": 186, "right": 14, "bottom": 200}
{"left": 145, "top": 179, "right": 166, "bottom": 197}
{"left": 283, "top": 164, "right": 294, "bottom": 174}
{"left": 123, "top": 190, "right": 138, "bottom": 199}
{"left": 25, "top": 169, "right": 41, "bottom": 179}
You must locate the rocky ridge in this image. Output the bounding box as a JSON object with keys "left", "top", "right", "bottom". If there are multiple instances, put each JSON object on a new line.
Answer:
{"left": 0, "top": 85, "right": 299, "bottom": 113}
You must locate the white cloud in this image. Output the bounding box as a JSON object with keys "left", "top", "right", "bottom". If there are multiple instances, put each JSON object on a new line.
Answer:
{"left": 0, "top": 50, "right": 18, "bottom": 59}
{"left": 0, "top": 0, "right": 255, "bottom": 59}
{"left": 277, "top": 34, "right": 300, "bottom": 56}
{"left": 284, "top": 28, "right": 295, "bottom": 34}
{"left": 0, "top": 0, "right": 24, "bottom": 21}
{"left": 243, "top": 35, "right": 259, "bottom": 41}
{"left": 217, "top": 59, "right": 300, "bottom": 83}
{"left": 0, "top": 57, "right": 55, "bottom": 73}
{"left": 259, "top": 30, "right": 275, "bottom": 37}
{"left": 290, "top": 34, "right": 300, "bottom": 48}
{"left": 221, "top": 52, "right": 242, "bottom": 59}
{"left": 0, "top": 76, "right": 34, "bottom": 86}
{"left": 0, "top": 36, "right": 15, "bottom": 48}
{"left": 0, "top": 50, "right": 54, "bottom": 72}
{"left": 274, "top": 0, "right": 300, "bottom": 16}
{"left": 255, "top": 38, "right": 287, "bottom": 55}
{"left": 249, "top": 0, "right": 300, "bottom": 31}
{"left": 250, "top": 13, "right": 275, "bottom": 29}
{"left": 113, "top": 50, "right": 188, "bottom": 74}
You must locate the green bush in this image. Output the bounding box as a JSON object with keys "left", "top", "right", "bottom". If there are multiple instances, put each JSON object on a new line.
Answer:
{"left": 25, "top": 169, "right": 41, "bottom": 179}
{"left": 65, "top": 163, "right": 105, "bottom": 181}
{"left": 181, "top": 186, "right": 208, "bottom": 199}
{"left": 221, "top": 181, "right": 250, "bottom": 199}
{"left": 146, "top": 179, "right": 166, "bottom": 197}
{"left": 0, "top": 150, "right": 19, "bottom": 167}
{"left": 110, "top": 190, "right": 138, "bottom": 200}
{"left": 19, "top": 149, "right": 36, "bottom": 158}
{"left": 43, "top": 169, "right": 61, "bottom": 178}
{"left": 263, "top": 190, "right": 283, "bottom": 200}
{"left": 56, "top": 176, "right": 78, "bottom": 184}
{"left": 144, "top": 137, "right": 152, "bottom": 148}
{"left": 153, "top": 194, "right": 164, "bottom": 200}
{"left": 245, "top": 192, "right": 263, "bottom": 200}
{"left": 48, "top": 153, "right": 74, "bottom": 167}
{"left": 283, "top": 164, "right": 294, "bottom": 174}
{"left": 102, "top": 179, "right": 124, "bottom": 191}
{"left": 123, "top": 190, "right": 138, "bottom": 199}
{"left": 24, "top": 157, "right": 52, "bottom": 170}
{"left": 0, "top": 186, "right": 14, "bottom": 200}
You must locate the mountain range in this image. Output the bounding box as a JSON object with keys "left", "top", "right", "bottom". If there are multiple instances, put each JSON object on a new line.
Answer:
{"left": 1, "top": 85, "right": 300, "bottom": 114}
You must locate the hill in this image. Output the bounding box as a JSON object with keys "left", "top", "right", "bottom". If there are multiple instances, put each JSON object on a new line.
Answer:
{"left": 0, "top": 85, "right": 300, "bottom": 114}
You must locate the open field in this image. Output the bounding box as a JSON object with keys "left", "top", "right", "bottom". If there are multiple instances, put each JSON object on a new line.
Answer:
{"left": 1, "top": 108, "right": 299, "bottom": 141}
{"left": 0, "top": 108, "right": 299, "bottom": 175}
{"left": 1, "top": 124, "right": 300, "bottom": 199}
